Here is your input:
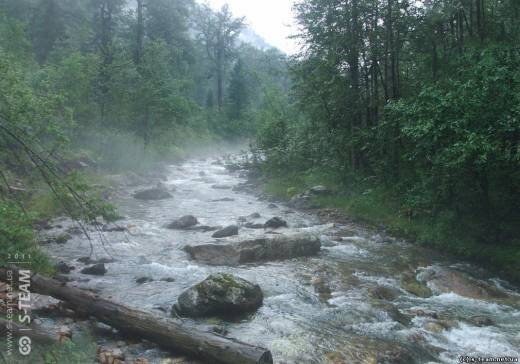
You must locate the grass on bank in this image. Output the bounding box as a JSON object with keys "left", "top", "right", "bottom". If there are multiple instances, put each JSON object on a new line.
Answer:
{"left": 262, "top": 170, "right": 520, "bottom": 285}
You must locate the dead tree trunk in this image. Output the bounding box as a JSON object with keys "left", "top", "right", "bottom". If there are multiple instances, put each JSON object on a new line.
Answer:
{"left": 0, "top": 268, "right": 273, "bottom": 364}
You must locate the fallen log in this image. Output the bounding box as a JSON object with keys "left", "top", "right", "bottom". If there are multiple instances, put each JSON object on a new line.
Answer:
{"left": 0, "top": 267, "right": 273, "bottom": 364}
{"left": 0, "top": 318, "right": 57, "bottom": 346}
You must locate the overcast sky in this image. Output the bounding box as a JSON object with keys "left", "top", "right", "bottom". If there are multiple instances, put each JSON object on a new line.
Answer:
{"left": 204, "top": 0, "right": 299, "bottom": 54}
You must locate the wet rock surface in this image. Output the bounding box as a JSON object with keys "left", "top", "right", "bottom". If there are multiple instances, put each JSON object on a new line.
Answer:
{"left": 184, "top": 233, "right": 322, "bottom": 266}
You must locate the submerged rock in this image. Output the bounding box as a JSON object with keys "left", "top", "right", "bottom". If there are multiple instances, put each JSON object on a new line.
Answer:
{"left": 212, "top": 225, "right": 239, "bottom": 238}
{"left": 173, "top": 273, "right": 263, "bottom": 317}
{"left": 136, "top": 277, "right": 154, "bottom": 284}
{"left": 40, "top": 233, "right": 72, "bottom": 245}
{"left": 184, "top": 232, "right": 321, "bottom": 266}
{"left": 77, "top": 257, "right": 115, "bottom": 265}
{"left": 368, "top": 285, "right": 400, "bottom": 301}
{"left": 210, "top": 198, "right": 235, "bottom": 202}
{"left": 80, "top": 263, "right": 107, "bottom": 276}
{"left": 264, "top": 217, "right": 288, "bottom": 229}
{"left": 419, "top": 266, "right": 508, "bottom": 300}
{"left": 133, "top": 185, "right": 172, "bottom": 200}
{"left": 167, "top": 215, "right": 198, "bottom": 229}
{"left": 467, "top": 315, "right": 494, "bottom": 327}
{"left": 401, "top": 271, "right": 433, "bottom": 298}
{"left": 211, "top": 184, "right": 232, "bottom": 190}
{"left": 244, "top": 222, "right": 265, "bottom": 229}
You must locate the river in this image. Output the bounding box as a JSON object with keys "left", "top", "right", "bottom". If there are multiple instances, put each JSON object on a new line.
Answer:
{"left": 42, "top": 152, "right": 520, "bottom": 364}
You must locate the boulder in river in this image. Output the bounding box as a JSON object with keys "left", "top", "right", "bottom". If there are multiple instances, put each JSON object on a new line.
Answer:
{"left": 264, "top": 217, "right": 288, "bottom": 229}
{"left": 174, "top": 273, "right": 263, "bottom": 317}
{"left": 167, "top": 215, "right": 198, "bottom": 229}
{"left": 133, "top": 185, "right": 172, "bottom": 200}
{"left": 212, "top": 225, "right": 239, "bottom": 238}
{"left": 184, "top": 232, "right": 321, "bottom": 266}
{"left": 419, "top": 266, "right": 508, "bottom": 300}
{"left": 80, "top": 263, "right": 107, "bottom": 276}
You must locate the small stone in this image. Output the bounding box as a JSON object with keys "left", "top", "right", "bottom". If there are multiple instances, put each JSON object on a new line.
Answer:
{"left": 368, "top": 286, "right": 400, "bottom": 301}
{"left": 136, "top": 277, "right": 154, "bottom": 284}
{"left": 55, "top": 233, "right": 72, "bottom": 245}
{"left": 58, "top": 325, "right": 72, "bottom": 339}
{"left": 212, "top": 225, "right": 239, "bottom": 238}
{"left": 468, "top": 315, "right": 494, "bottom": 327}
{"left": 160, "top": 277, "right": 176, "bottom": 283}
{"left": 81, "top": 263, "right": 107, "bottom": 276}
{"left": 309, "top": 185, "right": 331, "bottom": 195}
{"left": 264, "top": 217, "right": 288, "bottom": 229}
{"left": 244, "top": 223, "right": 264, "bottom": 229}
{"left": 167, "top": 215, "right": 198, "bottom": 229}
{"left": 55, "top": 261, "right": 74, "bottom": 274}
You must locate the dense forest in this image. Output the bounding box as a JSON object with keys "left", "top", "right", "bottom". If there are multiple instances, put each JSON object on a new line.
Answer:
{"left": 254, "top": 0, "right": 520, "bottom": 281}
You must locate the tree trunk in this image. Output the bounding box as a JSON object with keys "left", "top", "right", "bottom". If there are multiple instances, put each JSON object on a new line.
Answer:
{"left": 0, "top": 268, "right": 273, "bottom": 364}
{"left": 135, "top": 0, "right": 144, "bottom": 66}
{"left": 0, "top": 318, "right": 57, "bottom": 346}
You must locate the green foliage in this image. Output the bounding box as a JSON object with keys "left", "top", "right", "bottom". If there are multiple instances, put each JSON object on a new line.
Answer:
{"left": 0, "top": 203, "right": 53, "bottom": 274}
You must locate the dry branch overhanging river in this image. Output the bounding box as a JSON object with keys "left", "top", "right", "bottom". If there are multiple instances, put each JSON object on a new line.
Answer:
{"left": 27, "top": 152, "right": 520, "bottom": 363}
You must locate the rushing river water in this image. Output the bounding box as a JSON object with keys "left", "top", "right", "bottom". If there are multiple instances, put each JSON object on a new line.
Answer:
{"left": 42, "top": 153, "right": 520, "bottom": 364}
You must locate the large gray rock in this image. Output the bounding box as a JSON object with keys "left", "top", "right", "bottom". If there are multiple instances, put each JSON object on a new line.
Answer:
{"left": 174, "top": 273, "right": 263, "bottom": 317}
{"left": 212, "top": 225, "right": 239, "bottom": 238}
{"left": 133, "top": 186, "right": 172, "bottom": 200}
{"left": 184, "top": 233, "right": 321, "bottom": 266}
{"left": 167, "top": 215, "right": 198, "bottom": 229}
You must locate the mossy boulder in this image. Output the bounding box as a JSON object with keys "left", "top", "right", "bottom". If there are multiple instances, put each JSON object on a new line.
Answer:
{"left": 400, "top": 272, "right": 433, "bottom": 298}
{"left": 174, "top": 273, "right": 263, "bottom": 317}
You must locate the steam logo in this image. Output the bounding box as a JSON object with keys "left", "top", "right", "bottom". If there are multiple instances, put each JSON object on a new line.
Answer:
{"left": 18, "top": 336, "right": 31, "bottom": 356}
